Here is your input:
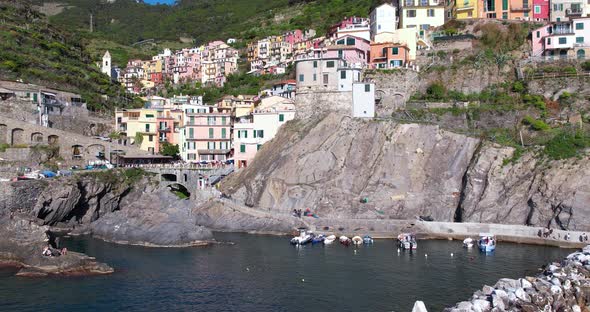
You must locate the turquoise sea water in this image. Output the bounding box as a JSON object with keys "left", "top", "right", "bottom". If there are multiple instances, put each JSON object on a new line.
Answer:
{"left": 0, "top": 233, "right": 572, "bottom": 311}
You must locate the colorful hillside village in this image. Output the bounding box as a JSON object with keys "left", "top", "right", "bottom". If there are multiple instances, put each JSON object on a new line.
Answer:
{"left": 108, "top": 0, "right": 590, "bottom": 166}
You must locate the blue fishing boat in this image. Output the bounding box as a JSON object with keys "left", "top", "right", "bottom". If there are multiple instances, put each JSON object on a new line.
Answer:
{"left": 478, "top": 233, "right": 496, "bottom": 252}
{"left": 363, "top": 235, "right": 374, "bottom": 244}
{"left": 312, "top": 234, "right": 325, "bottom": 244}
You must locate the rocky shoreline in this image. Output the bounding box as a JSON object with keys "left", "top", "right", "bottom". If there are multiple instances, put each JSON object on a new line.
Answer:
{"left": 442, "top": 245, "right": 590, "bottom": 312}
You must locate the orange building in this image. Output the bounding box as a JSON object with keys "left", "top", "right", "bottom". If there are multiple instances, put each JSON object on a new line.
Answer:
{"left": 480, "top": 0, "right": 531, "bottom": 20}
{"left": 369, "top": 42, "right": 411, "bottom": 69}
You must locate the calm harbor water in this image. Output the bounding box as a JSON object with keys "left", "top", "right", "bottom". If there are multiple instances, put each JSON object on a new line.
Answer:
{"left": 0, "top": 233, "right": 573, "bottom": 312}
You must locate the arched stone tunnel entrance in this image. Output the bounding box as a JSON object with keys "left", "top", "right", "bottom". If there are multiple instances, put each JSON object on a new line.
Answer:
{"left": 31, "top": 132, "right": 43, "bottom": 144}
{"left": 0, "top": 124, "right": 7, "bottom": 144}
{"left": 167, "top": 183, "right": 191, "bottom": 199}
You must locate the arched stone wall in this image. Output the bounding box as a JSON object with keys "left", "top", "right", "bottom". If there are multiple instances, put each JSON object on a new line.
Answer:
{"left": 11, "top": 128, "right": 24, "bottom": 145}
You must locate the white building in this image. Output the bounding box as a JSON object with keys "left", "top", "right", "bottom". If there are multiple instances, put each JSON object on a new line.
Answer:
{"left": 295, "top": 57, "right": 362, "bottom": 91}
{"left": 370, "top": 3, "right": 398, "bottom": 41}
{"left": 352, "top": 83, "right": 375, "bottom": 118}
{"left": 102, "top": 51, "right": 112, "bottom": 78}
{"left": 233, "top": 96, "right": 296, "bottom": 168}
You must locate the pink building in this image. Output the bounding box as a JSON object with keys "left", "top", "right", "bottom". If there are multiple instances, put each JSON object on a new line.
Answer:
{"left": 533, "top": 0, "right": 550, "bottom": 21}
{"left": 283, "top": 29, "right": 304, "bottom": 45}
{"left": 531, "top": 18, "right": 590, "bottom": 59}
{"left": 185, "top": 107, "right": 232, "bottom": 162}
{"left": 325, "top": 35, "right": 371, "bottom": 67}
{"left": 156, "top": 109, "right": 182, "bottom": 153}
{"left": 531, "top": 24, "right": 553, "bottom": 56}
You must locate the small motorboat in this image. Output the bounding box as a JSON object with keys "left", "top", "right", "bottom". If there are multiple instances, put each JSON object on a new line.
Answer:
{"left": 397, "top": 233, "right": 417, "bottom": 250}
{"left": 478, "top": 233, "right": 496, "bottom": 252}
{"left": 463, "top": 237, "right": 474, "bottom": 248}
{"left": 339, "top": 235, "right": 351, "bottom": 246}
{"left": 312, "top": 234, "right": 326, "bottom": 244}
{"left": 352, "top": 236, "right": 363, "bottom": 245}
{"left": 323, "top": 235, "right": 336, "bottom": 245}
{"left": 363, "top": 235, "right": 374, "bottom": 244}
{"left": 290, "top": 228, "right": 312, "bottom": 245}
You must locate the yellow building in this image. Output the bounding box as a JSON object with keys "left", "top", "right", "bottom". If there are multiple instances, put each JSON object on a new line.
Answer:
{"left": 115, "top": 108, "right": 159, "bottom": 154}
{"left": 454, "top": 0, "right": 479, "bottom": 19}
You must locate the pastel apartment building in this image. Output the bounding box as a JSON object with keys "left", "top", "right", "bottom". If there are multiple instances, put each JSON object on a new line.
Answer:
{"left": 328, "top": 17, "right": 371, "bottom": 41}
{"left": 115, "top": 108, "right": 159, "bottom": 154}
{"left": 325, "top": 35, "right": 371, "bottom": 67}
{"left": 549, "top": 0, "right": 590, "bottom": 22}
{"left": 399, "top": 0, "right": 446, "bottom": 33}
{"left": 531, "top": 17, "right": 590, "bottom": 59}
{"left": 479, "top": 0, "right": 532, "bottom": 20}
{"left": 233, "top": 96, "right": 296, "bottom": 168}
{"left": 454, "top": 0, "right": 479, "bottom": 19}
{"left": 295, "top": 57, "right": 363, "bottom": 92}
{"left": 369, "top": 42, "right": 411, "bottom": 68}
{"left": 533, "top": 0, "right": 550, "bottom": 20}
{"left": 183, "top": 106, "right": 232, "bottom": 162}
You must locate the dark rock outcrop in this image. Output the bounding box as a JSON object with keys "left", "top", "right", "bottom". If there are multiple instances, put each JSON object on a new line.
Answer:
{"left": 0, "top": 214, "right": 113, "bottom": 277}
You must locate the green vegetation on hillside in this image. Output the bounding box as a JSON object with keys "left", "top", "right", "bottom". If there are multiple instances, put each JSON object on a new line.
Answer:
{"left": 0, "top": 1, "right": 134, "bottom": 111}
{"left": 37, "top": 0, "right": 384, "bottom": 45}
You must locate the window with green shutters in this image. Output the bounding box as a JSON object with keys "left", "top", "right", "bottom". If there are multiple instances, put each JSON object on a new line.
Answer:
{"left": 146, "top": 114, "right": 154, "bottom": 118}
{"left": 365, "top": 84, "right": 371, "bottom": 92}
{"left": 576, "top": 23, "right": 584, "bottom": 30}
{"left": 209, "top": 128, "right": 214, "bottom": 139}
{"left": 340, "top": 70, "right": 346, "bottom": 79}
{"left": 382, "top": 47, "right": 388, "bottom": 57}
{"left": 257, "top": 144, "right": 262, "bottom": 151}
{"left": 189, "top": 128, "right": 194, "bottom": 139}
{"left": 145, "top": 124, "right": 150, "bottom": 132}
{"left": 221, "top": 128, "right": 226, "bottom": 139}
{"left": 313, "top": 61, "right": 317, "bottom": 68}
{"left": 502, "top": 0, "right": 508, "bottom": 10}
{"left": 279, "top": 114, "right": 285, "bottom": 122}
{"left": 221, "top": 116, "right": 227, "bottom": 125}
{"left": 502, "top": 12, "right": 508, "bottom": 19}
{"left": 326, "top": 61, "right": 335, "bottom": 68}
{"left": 346, "top": 37, "right": 355, "bottom": 46}
{"left": 577, "top": 37, "right": 584, "bottom": 43}
{"left": 392, "top": 47, "right": 399, "bottom": 55}
{"left": 559, "top": 37, "right": 567, "bottom": 44}
{"left": 240, "top": 144, "right": 246, "bottom": 153}
{"left": 299, "top": 74, "right": 304, "bottom": 82}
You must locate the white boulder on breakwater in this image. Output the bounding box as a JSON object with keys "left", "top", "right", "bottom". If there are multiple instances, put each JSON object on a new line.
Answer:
{"left": 444, "top": 245, "right": 590, "bottom": 311}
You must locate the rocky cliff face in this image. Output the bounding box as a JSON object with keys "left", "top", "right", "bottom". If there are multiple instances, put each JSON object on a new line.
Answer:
{"left": 221, "top": 113, "right": 590, "bottom": 231}
{"left": 0, "top": 171, "right": 215, "bottom": 247}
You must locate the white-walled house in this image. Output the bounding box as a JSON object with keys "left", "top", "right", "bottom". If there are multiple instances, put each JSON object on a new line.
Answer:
{"left": 370, "top": 3, "right": 398, "bottom": 41}
{"left": 233, "top": 96, "right": 296, "bottom": 168}
{"left": 295, "top": 57, "right": 362, "bottom": 91}
{"left": 352, "top": 83, "right": 375, "bottom": 118}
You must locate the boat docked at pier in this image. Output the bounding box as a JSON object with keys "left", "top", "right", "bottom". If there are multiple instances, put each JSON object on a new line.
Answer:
{"left": 339, "top": 236, "right": 351, "bottom": 246}
{"left": 290, "top": 228, "right": 313, "bottom": 245}
{"left": 363, "top": 235, "right": 374, "bottom": 244}
{"left": 397, "top": 233, "right": 417, "bottom": 250}
{"left": 478, "top": 233, "right": 496, "bottom": 252}
{"left": 352, "top": 236, "right": 363, "bottom": 245}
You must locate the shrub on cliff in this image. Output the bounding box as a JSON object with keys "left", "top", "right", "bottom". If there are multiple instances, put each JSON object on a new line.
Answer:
{"left": 544, "top": 128, "right": 590, "bottom": 160}
{"left": 426, "top": 82, "right": 447, "bottom": 100}
{"left": 523, "top": 116, "right": 550, "bottom": 131}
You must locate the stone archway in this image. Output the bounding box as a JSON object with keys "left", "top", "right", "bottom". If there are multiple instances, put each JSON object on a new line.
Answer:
{"left": 0, "top": 124, "right": 6, "bottom": 144}
{"left": 31, "top": 132, "right": 44, "bottom": 144}
{"left": 86, "top": 144, "right": 106, "bottom": 159}
{"left": 48, "top": 135, "right": 59, "bottom": 145}
{"left": 72, "top": 145, "right": 83, "bottom": 159}
{"left": 577, "top": 49, "right": 586, "bottom": 60}
{"left": 167, "top": 183, "right": 191, "bottom": 199}
{"left": 11, "top": 128, "right": 24, "bottom": 145}
{"left": 162, "top": 173, "right": 178, "bottom": 182}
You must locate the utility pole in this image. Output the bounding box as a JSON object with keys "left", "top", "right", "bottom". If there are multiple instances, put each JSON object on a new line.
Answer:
{"left": 90, "top": 13, "right": 93, "bottom": 33}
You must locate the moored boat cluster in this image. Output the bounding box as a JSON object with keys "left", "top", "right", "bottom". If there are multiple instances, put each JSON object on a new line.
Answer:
{"left": 289, "top": 228, "right": 374, "bottom": 246}
{"left": 444, "top": 245, "right": 590, "bottom": 312}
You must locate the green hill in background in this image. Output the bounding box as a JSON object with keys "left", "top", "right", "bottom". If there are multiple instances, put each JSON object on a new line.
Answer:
{"left": 0, "top": 1, "right": 136, "bottom": 111}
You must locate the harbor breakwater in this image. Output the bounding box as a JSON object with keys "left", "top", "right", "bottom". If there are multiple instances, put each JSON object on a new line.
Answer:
{"left": 441, "top": 245, "right": 590, "bottom": 312}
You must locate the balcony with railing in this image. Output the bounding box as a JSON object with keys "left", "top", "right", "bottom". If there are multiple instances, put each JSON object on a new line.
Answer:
{"left": 566, "top": 7, "right": 583, "bottom": 16}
